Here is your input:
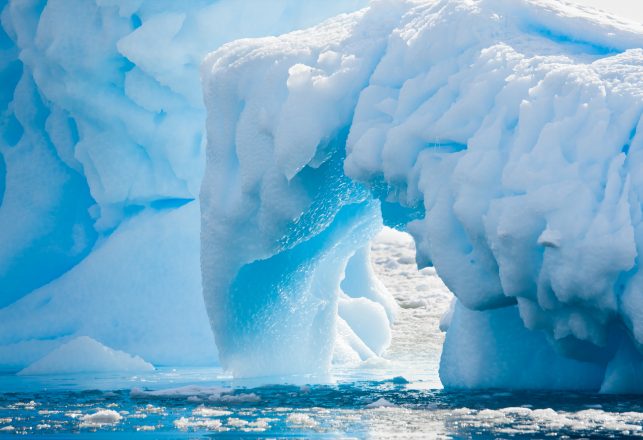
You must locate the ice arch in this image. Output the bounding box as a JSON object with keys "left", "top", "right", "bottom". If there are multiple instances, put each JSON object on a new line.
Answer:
{"left": 201, "top": 0, "right": 643, "bottom": 391}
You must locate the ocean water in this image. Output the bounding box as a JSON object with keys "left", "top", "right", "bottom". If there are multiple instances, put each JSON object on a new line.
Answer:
{"left": 2, "top": 230, "right": 642, "bottom": 438}
{"left": 1, "top": 367, "right": 643, "bottom": 438}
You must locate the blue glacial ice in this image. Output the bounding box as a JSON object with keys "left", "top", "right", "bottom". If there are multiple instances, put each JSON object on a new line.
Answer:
{"left": 0, "top": 0, "right": 368, "bottom": 371}
{"left": 200, "top": 0, "right": 643, "bottom": 391}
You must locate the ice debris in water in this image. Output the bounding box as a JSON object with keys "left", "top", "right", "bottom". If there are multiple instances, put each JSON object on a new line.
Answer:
{"left": 286, "top": 413, "right": 318, "bottom": 427}
{"left": 365, "top": 398, "right": 397, "bottom": 409}
{"left": 192, "top": 407, "right": 232, "bottom": 417}
{"left": 130, "top": 385, "right": 260, "bottom": 404}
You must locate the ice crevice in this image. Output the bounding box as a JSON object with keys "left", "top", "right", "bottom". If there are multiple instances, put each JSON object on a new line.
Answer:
{"left": 200, "top": 0, "right": 643, "bottom": 391}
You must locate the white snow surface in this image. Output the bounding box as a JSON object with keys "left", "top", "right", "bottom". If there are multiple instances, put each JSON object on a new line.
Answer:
{"left": 201, "top": 0, "right": 643, "bottom": 391}
{"left": 18, "top": 336, "right": 153, "bottom": 375}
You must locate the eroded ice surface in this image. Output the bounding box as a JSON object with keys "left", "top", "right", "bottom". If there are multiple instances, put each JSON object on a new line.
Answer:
{"left": 200, "top": 0, "right": 643, "bottom": 391}
{"left": 0, "top": 0, "right": 368, "bottom": 371}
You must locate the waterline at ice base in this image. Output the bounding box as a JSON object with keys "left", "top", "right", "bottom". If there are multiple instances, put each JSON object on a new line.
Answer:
{"left": 2, "top": 0, "right": 643, "bottom": 430}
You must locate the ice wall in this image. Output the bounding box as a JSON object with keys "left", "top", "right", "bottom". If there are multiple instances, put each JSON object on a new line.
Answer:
{"left": 201, "top": 0, "right": 643, "bottom": 390}
{"left": 0, "top": 0, "right": 368, "bottom": 370}
{"left": 200, "top": 6, "right": 406, "bottom": 376}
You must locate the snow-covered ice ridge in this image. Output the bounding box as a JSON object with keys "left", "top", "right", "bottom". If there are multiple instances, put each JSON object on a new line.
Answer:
{"left": 0, "top": 0, "right": 367, "bottom": 371}
{"left": 201, "top": 0, "right": 643, "bottom": 392}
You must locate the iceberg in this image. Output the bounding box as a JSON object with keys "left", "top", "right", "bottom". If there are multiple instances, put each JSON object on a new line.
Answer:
{"left": 0, "top": 0, "right": 368, "bottom": 370}
{"left": 3, "top": 0, "right": 643, "bottom": 393}
{"left": 200, "top": 0, "right": 643, "bottom": 390}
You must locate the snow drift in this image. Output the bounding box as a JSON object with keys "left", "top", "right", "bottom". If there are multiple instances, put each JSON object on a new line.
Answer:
{"left": 200, "top": 0, "right": 643, "bottom": 391}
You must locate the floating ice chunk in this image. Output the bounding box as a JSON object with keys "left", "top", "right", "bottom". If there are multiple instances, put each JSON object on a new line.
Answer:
{"left": 173, "top": 417, "right": 224, "bottom": 431}
{"left": 131, "top": 385, "right": 228, "bottom": 399}
{"left": 365, "top": 398, "right": 396, "bottom": 408}
{"left": 212, "top": 393, "right": 261, "bottom": 404}
{"left": 399, "top": 298, "right": 426, "bottom": 309}
{"left": 18, "top": 336, "right": 153, "bottom": 375}
{"left": 286, "top": 413, "right": 318, "bottom": 427}
{"left": 201, "top": 0, "right": 643, "bottom": 391}
{"left": 135, "top": 425, "right": 156, "bottom": 432}
{"left": 193, "top": 407, "right": 232, "bottom": 418}
{"left": 79, "top": 410, "right": 123, "bottom": 428}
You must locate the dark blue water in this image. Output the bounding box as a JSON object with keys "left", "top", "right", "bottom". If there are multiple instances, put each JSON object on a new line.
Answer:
{"left": 1, "top": 368, "right": 642, "bottom": 438}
